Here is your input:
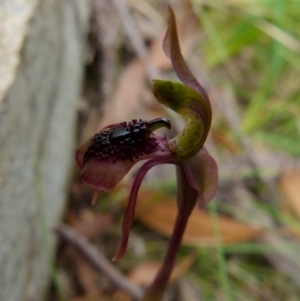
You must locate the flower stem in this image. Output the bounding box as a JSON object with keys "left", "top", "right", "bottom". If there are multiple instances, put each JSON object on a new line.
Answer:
{"left": 141, "top": 165, "right": 197, "bottom": 301}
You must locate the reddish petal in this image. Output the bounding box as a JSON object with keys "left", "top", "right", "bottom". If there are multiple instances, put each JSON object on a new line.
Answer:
{"left": 182, "top": 147, "right": 218, "bottom": 208}
{"left": 80, "top": 157, "right": 134, "bottom": 191}
{"left": 76, "top": 132, "right": 172, "bottom": 191}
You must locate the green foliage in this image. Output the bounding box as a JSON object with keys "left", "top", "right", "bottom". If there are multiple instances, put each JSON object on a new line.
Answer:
{"left": 191, "top": 0, "right": 300, "bottom": 155}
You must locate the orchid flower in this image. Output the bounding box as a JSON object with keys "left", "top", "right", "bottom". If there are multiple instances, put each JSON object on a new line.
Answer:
{"left": 76, "top": 7, "right": 218, "bottom": 300}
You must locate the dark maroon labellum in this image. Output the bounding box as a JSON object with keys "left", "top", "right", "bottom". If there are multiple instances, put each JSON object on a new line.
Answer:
{"left": 84, "top": 118, "right": 170, "bottom": 163}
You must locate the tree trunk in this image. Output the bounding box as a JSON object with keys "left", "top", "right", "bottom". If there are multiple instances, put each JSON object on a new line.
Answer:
{"left": 0, "top": 0, "right": 90, "bottom": 300}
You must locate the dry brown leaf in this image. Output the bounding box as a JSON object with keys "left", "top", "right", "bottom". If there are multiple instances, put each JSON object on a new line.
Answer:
{"left": 128, "top": 253, "right": 196, "bottom": 287}
{"left": 135, "top": 191, "right": 261, "bottom": 246}
{"left": 279, "top": 169, "right": 300, "bottom": 219}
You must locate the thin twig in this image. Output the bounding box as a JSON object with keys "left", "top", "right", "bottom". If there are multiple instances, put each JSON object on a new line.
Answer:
{"left": 55, "top": 224, "right": 143, "bottom": 300}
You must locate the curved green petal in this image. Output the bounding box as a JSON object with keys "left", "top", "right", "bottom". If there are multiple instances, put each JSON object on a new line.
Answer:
{"left": 153, "top": 80, "right": 210, "bottom": 157}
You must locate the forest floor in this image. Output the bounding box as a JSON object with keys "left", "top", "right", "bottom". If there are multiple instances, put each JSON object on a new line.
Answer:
{"left": 48, "top": 0, "right": 300, "bottom": 300}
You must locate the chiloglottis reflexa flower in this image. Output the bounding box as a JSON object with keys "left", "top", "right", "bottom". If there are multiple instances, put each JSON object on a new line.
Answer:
{"left": 76, "top": 7, "right": 218, "bottom": 262}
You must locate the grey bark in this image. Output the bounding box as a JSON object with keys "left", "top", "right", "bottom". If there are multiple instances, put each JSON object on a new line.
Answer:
{"left": 0, "top": 0, "right": 90, "bottom": 300}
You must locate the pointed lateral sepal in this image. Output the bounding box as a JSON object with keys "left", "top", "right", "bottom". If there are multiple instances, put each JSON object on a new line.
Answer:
{"left": 113, "top": 155, "right": 176, "bottom": 261}
{"left": 182, "top": 147, "right": 218, "bottom": 208}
